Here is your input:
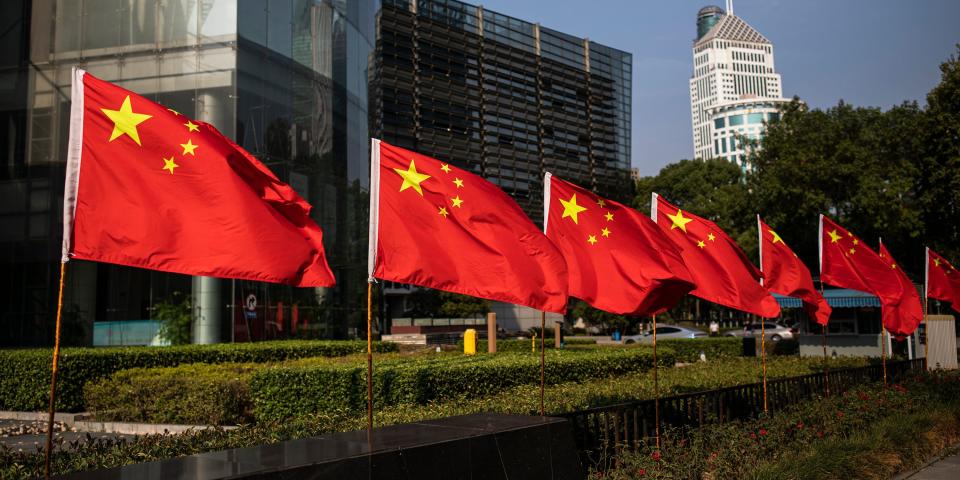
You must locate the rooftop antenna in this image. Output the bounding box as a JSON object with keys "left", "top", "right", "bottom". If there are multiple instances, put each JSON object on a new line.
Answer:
{"left": 726, "top": 0, "right": 734, "bottom": 16}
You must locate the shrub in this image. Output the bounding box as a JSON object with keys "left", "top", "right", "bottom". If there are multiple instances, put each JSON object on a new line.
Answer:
{"left": 657, "top": 337, "right": 741, "bottom": 362}
{"left": 249, "top": 347, "right": 674, "bottom": 421}
{"left": 0, "top": 340, "right": 398, "bottom": 412}
{"left": 84, "top": 363, "right": 257, "bottom": 425}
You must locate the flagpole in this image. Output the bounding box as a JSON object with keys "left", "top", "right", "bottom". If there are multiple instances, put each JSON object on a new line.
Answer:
{"left": 761, "top": 317, "right": 768, "bottom": 414}
{"left": 366, "top": 282, "right": 373, "bottom": 434}
{"left": 817, "top": 215, "right": 830, "bottom": 397}
{"left": 652, "top": 314, "right": 660, "bottom": 450}
{"left": 923, "top": 247, "right": 929, "bottom": 371}
{"left": 539, "top": 310, "right": 545, "bottom": 417}
{"left": 881, "top": 327, "right": 887, "bottom": 387}
{"left": 44, "top": 261, "right": 68, "bottom": 478}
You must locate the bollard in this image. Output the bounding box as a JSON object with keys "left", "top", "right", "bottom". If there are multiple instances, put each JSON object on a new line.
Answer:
{"left": 464, "top": 328, "right": 476, "bottom": 355}
{"left": 487, "top": 312, "right": 497, "bottom": 353}
{"left": 532, "top": 331, "right": 537, "bottom": 352}
{"left": 554, "top": 321, "right": 561, "bottom": 349}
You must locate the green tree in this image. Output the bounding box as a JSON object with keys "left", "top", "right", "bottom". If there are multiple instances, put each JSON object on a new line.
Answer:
{"left": 405, "top": 288, "right": 489, "bottom": 318}
{"left": 154, "top": 292, "right": 192, "bottom": 345}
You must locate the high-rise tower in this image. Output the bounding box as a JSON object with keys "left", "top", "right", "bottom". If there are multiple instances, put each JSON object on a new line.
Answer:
{"left": 689, "top": 1, "right": 790, "bottom": 169}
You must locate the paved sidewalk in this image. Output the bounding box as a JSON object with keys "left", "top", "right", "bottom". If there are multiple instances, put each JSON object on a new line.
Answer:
{"left": 896, "top": 451, "right": 960, "bottom": 480}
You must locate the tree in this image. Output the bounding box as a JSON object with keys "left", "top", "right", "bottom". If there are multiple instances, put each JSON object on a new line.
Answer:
{"left": 154, "top": 292, "right": 192, "bottom": 345}
{"left": 405, "top": 288, "right": 489, "bottom": 318}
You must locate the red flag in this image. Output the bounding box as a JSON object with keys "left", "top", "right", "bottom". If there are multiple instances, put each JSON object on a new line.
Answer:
{"left": 368, "top": 140, "right": 568, "bottom": 313}
{"left": 927, "top": 247, "right": 960, "bottom": 314}
{"left": 819, "top": 216, "right": 921, "bottom": 335}
{"left": 61, "top": 70, "right": 334, "bottom": 286}
{"left": 651, "top": 194, "right": 780, "bottom": 317}
{"left": 545, "top": 175, "right": 694, "bottom": 316}
{"left": 758, "top": 216, "right": 831, "bottom": 325}
{"left": 877, "top": 241, "right": 924, "bottom": 336}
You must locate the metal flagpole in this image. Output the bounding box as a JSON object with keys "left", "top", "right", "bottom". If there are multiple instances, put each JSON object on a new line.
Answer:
{"left": 817, "top": 215, "right": 829, "bottom": 397}
{"left": 366, "top": 283, "right": 374, "bottom": 433}
{"left": 652, "top": 314, "right": 660, "bottom": 450}
{"left": 44, "top": 261, "right": 68, "bottom": 478}
{"left": 923, "top": 247, "right": 930, "bottom": 371}
{"left": 761, "top": 317, "right": 768, "bottom": 414}
{"left": 881, "top": 328, "right": 888, "bottom": 387}
{"left": 539, "top": 310, "right": 545, "bottom": 417}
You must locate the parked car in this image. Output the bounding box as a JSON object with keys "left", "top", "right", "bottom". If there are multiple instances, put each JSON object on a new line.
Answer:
{"left": 622, "top": 325, "right": 708, "bottom": 344}
{"left": 725, "top": 322, "right": 797, "bottom": 342}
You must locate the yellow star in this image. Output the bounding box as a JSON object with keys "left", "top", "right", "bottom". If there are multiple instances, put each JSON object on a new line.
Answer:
{"left": 101, "top": 95, "right": 153, "bottom": 146}
{"left": 184, "top": 121, "right": 199, "bottom": 132}
{"left": 587, "top": 234, "right": 598, "bottom": 245}
{"left": 560, "top": 194, "right": 588, "bottom": 224}
{"left": 891, "top": 263, "right": 898, "bottom": 269}
{"left": 180, "top": 139, "right": 199, "bottom": 156}
{"left": 438, "top": 206, "right": 449, "bottom": 218}
{"left": 451, "top": 196, "right": 463, "bottom": 208}
{"left": 605, "top": 211, "right": 614, "bottom": 222}
{"left": 849, "top": 248, "right": 856, "bottom": 255}
{"left": 601, "top": 227, "right": 611, "bottom": 238}
{"left": 162, "top": 156, "right": 178, "bottom": 174}
{"left": 828, "top": 229, "right": 842, "bottom": 244}
{"left": 667, "top": 209, "right": 693, "bottom": 233}
{"left": 597, "top": 198, "right": 606, "bottom": 207}
{"left": 167, "top": 108, "right": 180, "bottom": 116}
{"left": 697, "top": 240, "right": 706, "bottom": 249}
{"left": 852, "top": 238, "right": 859, "bottom": 246}
{"left": 394, "top": 159, "right": 431, "bottom": 196}
{"left": 440, "top": 163, "right": 451, "bottom": 173}
{"left": 934, "top": 258, "right": 941, "bottom": 267}
{"left": 453, "top": 178, "right": 464, "bottom": 188}
{"left": 768, "top": 229, "right": 783, "bottom": 244}
{"left": 707, "top": 232, "right": 716, "bottom": 242}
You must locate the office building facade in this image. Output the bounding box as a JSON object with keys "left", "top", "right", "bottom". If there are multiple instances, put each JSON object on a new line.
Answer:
{"left": 372, "top": 0, "right": 633, "bottom": 220}
{"left": 689, "top": 1, "right": 789, "bottom": 168}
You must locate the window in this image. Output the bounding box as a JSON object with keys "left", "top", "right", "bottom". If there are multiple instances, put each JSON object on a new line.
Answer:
{"left": 728, "top": 114, "right": 744, "bottom": 126}
{"left": 767, "top": 112, "right": 780, "bottom": 122}
{"left": 748, "top": 113, "right": 764, "bottom": 124}
{"left": 655, "top": 327, "right": 681, "bottom": 334}
{"left": 714, "top": 117, "right": 725, "bottom": 129}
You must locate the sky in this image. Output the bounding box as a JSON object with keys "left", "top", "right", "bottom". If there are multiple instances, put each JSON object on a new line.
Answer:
{"left": 476, "top": 0, "right": 960, "bottom": 176}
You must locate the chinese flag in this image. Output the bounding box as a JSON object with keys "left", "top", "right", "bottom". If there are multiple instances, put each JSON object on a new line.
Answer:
{"left": 369, "top": 140, "right": 568, "bottom": 313}
{"left": 61, "top": 70, "right": 335, "bottom": 287}
{"left": 926, "top": 247, "right": 960, "bottom": 314}
{"left": 758, "top": 216, "right": 831, "bottom": 325}
{"left": 651, "top": 194, "right": 780, "bottom": 318}
{"left": 545, "top": 175, "right": 694, "bottom": 316}
{"left": 877, "top": 241, "right": 923, "bottom": 336}
{"left": 819, "top": 216, "right": 921, "bottom": 336}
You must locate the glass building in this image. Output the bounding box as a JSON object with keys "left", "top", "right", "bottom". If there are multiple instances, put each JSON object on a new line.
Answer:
{"left": 0, "top": 0, "right": 375, "bottom": 346}
{"left": 373, "top": 0, "right": 633, "bottom": 220}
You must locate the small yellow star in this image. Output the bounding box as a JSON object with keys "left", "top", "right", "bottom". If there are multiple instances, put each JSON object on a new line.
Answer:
{"left": 852, "top": 238, "right": 859, "bottom": 246}
{"left": 697, "top": 240, "right": 706, "bottom": 249}
{"left": 101, "top": 95, "right": 153, "bottom": 146}
{"left": 453, "top": 178, "right": 464, "bottom": 188}
{"left": 849, "top": 248, "right": 856, "bottom": 255}
{"left": 394, "top": 159, "right": 431, "bottom": 196}
{"left": 707, "top": 232, "right": 716, "bottom": 242}
{"left": 440, "top": 163, "right": 451, "bottom": 173}
{"left": 934, "top": 258, "right": 941, "bottom": 267}
{"left": 601, "top": 227, "right": 611, "bottom": 238}
{"left": 891, "top": 263, "right": 898, "bottom": 269}
{"left": 667, "top": 209, "right": 693, "bottom": 232}
{"left": 167, "top": 108, "right": 180, "bottom": 116}
{"left": 184, "top": 121, "right": 199, "bottom": 132}
{"left": 768, "top": 229, "right": 783, "bottom": 244}
{"left": 438, "top": 206, "right": 449, "bottom": 218}
{"left": 560, "top": 194, "right": 588, "bottom": 224}
{"left": 604, "top": 211, "right": 614, "bottom": 222}
{"left": 162, "top": 156, "right": 178, "bottom": 174}
{"left": 597, "top": 198, "right": 606, "bottom": 207}
{"left": 180, "top": 139, "right": 199, "bottom": 156}
{"left": 451, "top": 196, "right": 463, "bottom": 208}
{"left": 587, "top": 235, "right": 598, "bottom": 245}
{"left": 828, "top": 229, "right": 842, "bottom": 243}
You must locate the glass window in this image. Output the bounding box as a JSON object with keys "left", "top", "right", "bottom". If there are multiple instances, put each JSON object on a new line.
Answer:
{"left": 714, "top": 117, "right": 725, "bottom": 129}
{"left": 767, "top": 112, "right": 780, "bottom": 123}
{"left": 728, "top": 114, "right": 744, "bottom": 126}
{"left": 84, "top": 0, "right": 122, "bottom": 50}
{"left": 747, "top": 113, "right": 764, "bottom": 124}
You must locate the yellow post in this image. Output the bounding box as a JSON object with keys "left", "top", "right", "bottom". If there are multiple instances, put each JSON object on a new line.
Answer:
{"left": 464, "top": 328, "right": 477, "bottom": 355}
{"left": 531, "top": 331, "right": 537, "bottom": 352}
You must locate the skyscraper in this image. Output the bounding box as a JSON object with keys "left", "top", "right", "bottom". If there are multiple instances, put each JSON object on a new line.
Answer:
{"left": 689, "top": 1, "right": 790, "bottom": 169}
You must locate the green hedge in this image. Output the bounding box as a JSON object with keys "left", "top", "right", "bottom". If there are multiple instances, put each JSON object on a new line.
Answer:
{"left": 657, "top": 337, "right": 742, "bottom": 362}
{"left": 0, "top": 340, "right": 398, "bottom": 412}
{"left": 250, "top": 347, "right": 674, "bottom": 422}
{"left": 84, "top": 363, "right": 256, "bottom": 425}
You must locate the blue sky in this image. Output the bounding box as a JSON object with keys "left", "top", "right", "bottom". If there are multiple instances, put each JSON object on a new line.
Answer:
{"left": 477, "top": 0, "right": 960, "bottom": 176}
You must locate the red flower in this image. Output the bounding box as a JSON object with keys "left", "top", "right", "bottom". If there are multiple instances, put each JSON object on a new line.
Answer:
{"left": 750, "top": 432, "right": 757, "bottom": 439}
{"left": 817, "top": 431, "right": 824, "bottom": 438}
{"left": 796, "top": 421, "right": 805, "bottom": 430}
{"left": 759, "top": 428, "right": 768, "bottom": 436}
{"left": 836, "top": 411, "right": 845, "bottom": 418}
{"left": 637, "top": 468, "right": 647, "bottom": 477}
{"left": 651, "top": 451, "right": 661, "bottom": 461}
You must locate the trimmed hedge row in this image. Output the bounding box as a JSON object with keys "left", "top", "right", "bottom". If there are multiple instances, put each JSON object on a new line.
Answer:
{"left": 0, "top": 340, "right": 398, "bottom": 412}
{"left": 250, "top": 347, "right": 674, "bottom": 422}
{"left": 657, "top": 337, "right": 741, "bottom": 362}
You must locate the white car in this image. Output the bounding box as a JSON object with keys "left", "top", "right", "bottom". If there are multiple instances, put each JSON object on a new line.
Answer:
{"left": 622, "top": 325, "right": 708, "bottom": 344}
{"left": 726, "top": 322, "right": 796, "bottom": 342}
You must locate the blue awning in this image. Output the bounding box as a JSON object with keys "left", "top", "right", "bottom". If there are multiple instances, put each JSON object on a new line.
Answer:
{"left": 774, "top": 288, "right": 880, "bottom": 309}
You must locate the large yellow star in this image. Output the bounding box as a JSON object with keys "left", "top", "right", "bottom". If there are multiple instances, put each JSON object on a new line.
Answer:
{"left": 828, "top": 229, "right": 842, "bottom": 243}
{"left": 180, "top": 139, "right": 199, "bottom": 156}
{"left": 394, "top": 159, "right": 431, "bottom": 196}
{"left": 667, "top": 209, "right": 693, "bottom": 232}
{"left": 101, "top": 95, "right": 152, "bottom": 146}
{"left": 162, "top": 156, "right": 178, "bottom": 174}
{"left": 560, "top": 194, "right": 587, "bottom": 224}
{"left": 768, "top": 229, "right": 783, "bottom": 244}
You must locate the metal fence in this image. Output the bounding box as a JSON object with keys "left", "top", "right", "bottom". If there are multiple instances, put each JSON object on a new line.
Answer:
{"left": 558, "top": 359, "right": 925, "bottom": 467}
